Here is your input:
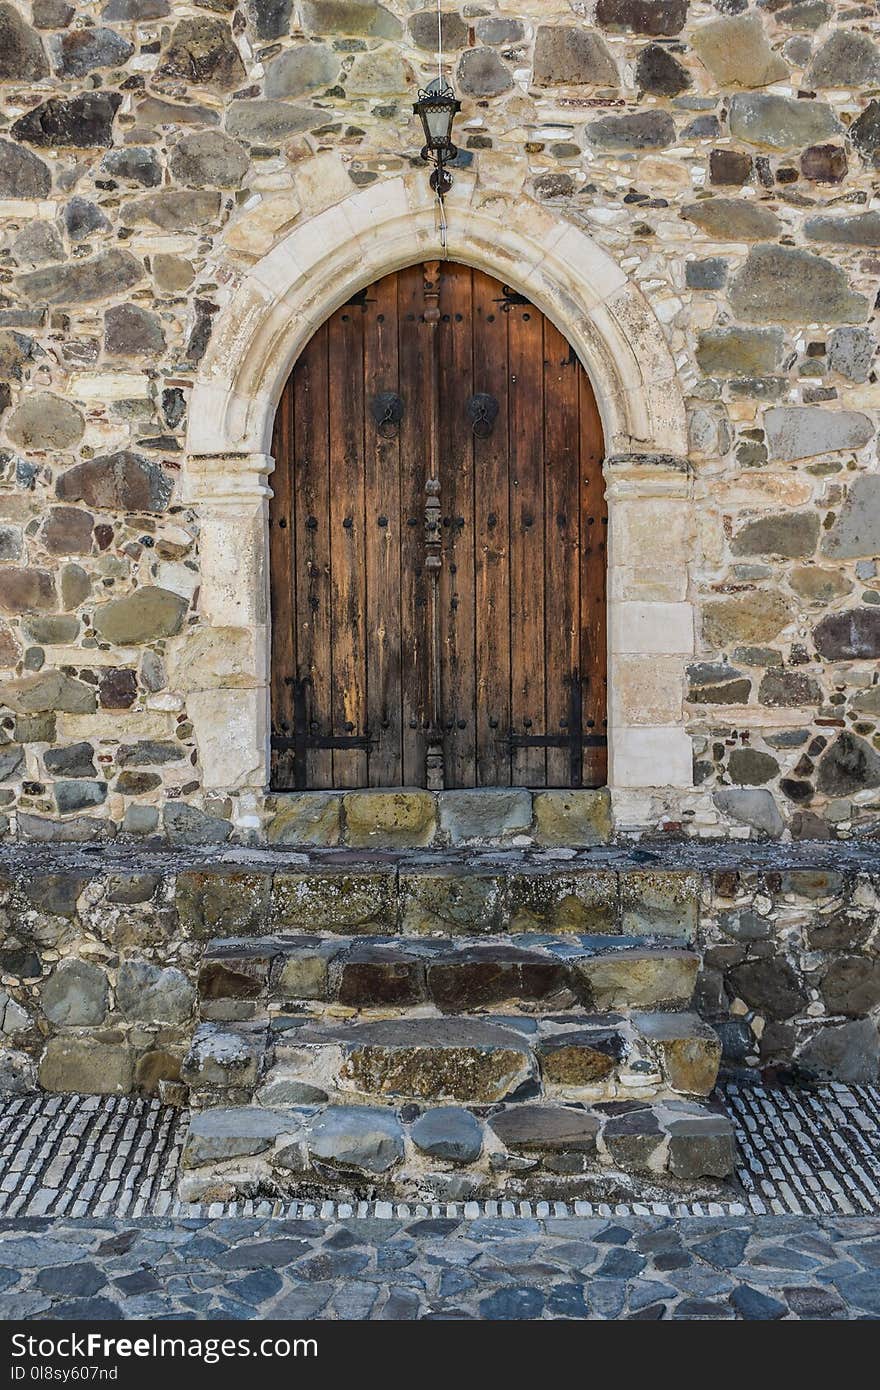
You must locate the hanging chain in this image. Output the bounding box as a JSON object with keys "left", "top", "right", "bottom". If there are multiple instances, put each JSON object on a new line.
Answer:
{"left": 435, "top": 0, "right": 447, "bottom": 253}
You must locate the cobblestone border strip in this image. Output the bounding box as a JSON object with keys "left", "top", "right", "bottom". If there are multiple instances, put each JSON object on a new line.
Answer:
{"left": 0, "top": 1084, "right": 877, "bottom": 1220}
{"left": 725, "top": 1081, "right": 880, "bottom": 1217}
{"left": 0, "top": 1094, "right": 184, "bottom": 1219}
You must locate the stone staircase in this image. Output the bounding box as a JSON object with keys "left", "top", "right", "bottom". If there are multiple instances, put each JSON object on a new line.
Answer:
{"left": 179, "top": 913, "right": 737, "bottom": 1203}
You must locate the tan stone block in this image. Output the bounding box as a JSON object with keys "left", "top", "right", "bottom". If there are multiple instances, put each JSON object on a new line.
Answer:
{"left": 696, "top": 509, "right": 726, "bottom": 569}
{"left": 574, "top": 950, "right": 699, "bottom": 1010}
{"left": 198, "top": 506, "right": 270, "bottom": 628}
{"left": 506, "top": 869, "right": 618, "bottom": 934}
{"left": 611, "top": 564, "right": 686, "bottom": 603}
{"left": 711, "top": 474, "right": 814, "bottom": 509}
{"left": 612, "top": 726, "right": 694, "bottom": 790}
{"left": 193, "top": 283, "right": 272, "bottom": 397}
{"left": 400, "top": 869, "right": 504, "bottom": 934}
{"left": 612, "top": 654, "right": 684, "bottom": 725}
{"left": 225, "top": 192, "right": 302, "bottom": 257}
{"left": 701, "top": 592, "right": 793, "bottom": 647}
{"left": 611, "top": 566, "right": 688, "bottom": 603}
{"left": 636, "top": 156, "right": 692, "bottom": 192}
{"left": 188, "top": 688, "right": 267, "bottom": 791}
{"left": 69, "top": 372, "right": 150, "bottom": 401}
{"left": 636, "top": 1012, "right": 721, "bottom": 1096}
{"left": 169, "top": 626, "right": 265, "bottom": 691}
{"left": 293, "top": 152, "right": 354, "bottom": 216}
{"left": 533, "top": 790, "right": 613, "bottom": 848}
{"left": 610, "top": 497, "right": 691, "bottom": 571}
{"left": 477, "top": 152, "right": 527, "bottom": 193}
{"left": 344, "top": 790, "right": 436, "bottom": 849}
{"left": 58, "top": 711, "right": 176, "bottom": 740}
{"left": 548, "top": 221, "right": 628, "bottom": 303}
{"left": 691, "top": 13, "right": 788, "bottom": 89}
{"left": 620, "top": 869, "right": 702, "bottom": 937}
{"left": 265, "top": 793, "right": 341, "bottom": 847}
{"left": 39, "top": 1037, "right": 133, "bottom": 1095}
{"left": 611, "top": 601, "right": 694, "bottom": 656}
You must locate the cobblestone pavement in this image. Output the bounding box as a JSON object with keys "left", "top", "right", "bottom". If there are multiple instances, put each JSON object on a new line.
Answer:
{"left": 1, "top": 1084, "right": 878, "bottom": 1220}
{"left": 0, "top": 1214, "right": 878, "bottom": 1320}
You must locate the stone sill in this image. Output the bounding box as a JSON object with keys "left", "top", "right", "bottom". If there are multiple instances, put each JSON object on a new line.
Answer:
{"left": 0, "top": 838, "right": 877, "bottom": 877}
{"left": 264, "top": 786, "right": 614, "bottom": 851}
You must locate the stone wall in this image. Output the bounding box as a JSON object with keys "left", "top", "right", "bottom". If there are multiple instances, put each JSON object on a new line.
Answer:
{"left": 0, "top": 0, "right": 878, "bottom": 842}
{"left": 0, "top": 849, "right": 877, "bottom": 1096}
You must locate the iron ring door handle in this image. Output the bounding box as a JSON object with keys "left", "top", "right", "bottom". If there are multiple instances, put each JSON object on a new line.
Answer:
{"left": 370, "top": 391, "right": 404, "bottom": 437}
{"left": 466, "top": 392, "right": 499, "bottom": 437}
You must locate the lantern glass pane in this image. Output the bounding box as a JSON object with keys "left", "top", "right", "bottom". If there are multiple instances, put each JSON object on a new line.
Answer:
{"left": 425, "top": 106, "right": 452, "bottom": 143}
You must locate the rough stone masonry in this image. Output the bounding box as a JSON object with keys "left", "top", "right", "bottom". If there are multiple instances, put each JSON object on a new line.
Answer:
{"left": 0, "top": 1, "right": 879, "bottom": 1107}
{"left": 0, "top": 0, "right": 877, "bottom": 844}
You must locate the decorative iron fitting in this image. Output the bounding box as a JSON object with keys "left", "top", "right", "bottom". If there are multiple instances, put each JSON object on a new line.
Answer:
{"left": 467, "top": 392, "right": 499, "bottom": 438}
{"left": 370, "top": 391, "right": 404, "bottom": 437}
{"left": 424, "top": 476, "right": 441, "bottom": 570}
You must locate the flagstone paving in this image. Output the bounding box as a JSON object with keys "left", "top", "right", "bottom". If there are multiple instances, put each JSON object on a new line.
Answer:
{"left": 0, "top": 1082, "right": 876, "bottom": 1320}
{"left": 0, "top": 1214, "right": 878, "bottom": 1320}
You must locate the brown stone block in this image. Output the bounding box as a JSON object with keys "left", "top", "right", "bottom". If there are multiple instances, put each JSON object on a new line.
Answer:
{"left": 426, "top": 945, "right": 567, "bottom": 1012}
{"left": 537, "top": 1028, "right": 622, "bottom": 1086}
{"left": 338, "top": 944, "right": 425, "bottom": 1007}
{"left": 135, "top": 1048, "right": 181, "bottom": 1096}
{"left": 489, "top": 1103, "right": 600, "bottom": 1152}
{"left": 198, "top": 952, "right": 270, "bottom": 1002}
{"left": 330, "top": 1018, "right": 535, "bottom": 1103}
{"left": 709, "top": 149, "right": 752, "bottom": 185}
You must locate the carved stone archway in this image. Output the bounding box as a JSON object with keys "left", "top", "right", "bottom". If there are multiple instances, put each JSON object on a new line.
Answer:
{"left": 184, "top": 167, "right": 695, "bottom": 818}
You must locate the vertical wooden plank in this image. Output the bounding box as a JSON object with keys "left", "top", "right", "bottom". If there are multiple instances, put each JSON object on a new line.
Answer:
{"left": 508, "top": 296, "right": 546, "bottom": 786}
{"left": 397, "top": 264, "right": 431, "bottom": 785}
{"left": 363, "top": 272, "right": 403, "bottom": 785}
{"left": 327, "top": 302, "right": 367, "bottom": 787}
{"left": 472, "top": 270, "right": 511, "bottom": 787}
{"left": 579, "top": 368, "right": 608, "bottom": 788}
{"left": 437, "top": 264, "right": 476, "bottom": 788}
{"left": 543, "top": 321, "right": 582, "bottom": 787}
{"left": 269, "top": 373, "right": 296, "bottom": 788}
{"left": 291, "top": 327, "right": 333, "bottom": 788}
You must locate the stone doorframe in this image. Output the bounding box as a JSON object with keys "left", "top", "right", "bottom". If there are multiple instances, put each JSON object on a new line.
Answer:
{"left": 184, "top": 165, "right": 694, "bottom": 819}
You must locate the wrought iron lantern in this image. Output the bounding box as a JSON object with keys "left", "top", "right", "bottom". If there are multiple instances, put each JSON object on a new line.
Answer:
{"left": 413, "top": 77, "right": 461, "bottom": 195}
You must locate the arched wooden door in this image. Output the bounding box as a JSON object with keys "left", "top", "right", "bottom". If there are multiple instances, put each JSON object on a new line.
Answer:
{"left": 269, "top": 261, "right": 607, "bottom": 792}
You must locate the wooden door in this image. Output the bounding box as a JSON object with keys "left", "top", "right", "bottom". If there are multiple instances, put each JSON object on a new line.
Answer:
{"left": 269, "top": 262, "right": 607, "bottom": 791}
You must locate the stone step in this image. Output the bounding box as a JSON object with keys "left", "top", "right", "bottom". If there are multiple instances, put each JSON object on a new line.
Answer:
{"left": 247, "top": 861, "right": 698, "bottom": 938}
{"left": 182, "top": 1009, "right": 721, "bottom": 1108}
{"left": 197, "top": 934, "right": 701, "bottom": 1020}
{"left": 178, "top": 1095, "right": 737, "bottom": 1204}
